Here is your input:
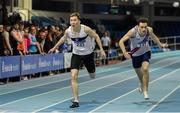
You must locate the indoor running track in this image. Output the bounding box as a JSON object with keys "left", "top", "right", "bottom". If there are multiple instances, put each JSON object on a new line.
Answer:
{"left": 0, "top": 51, "right": 180, "bottom": 113}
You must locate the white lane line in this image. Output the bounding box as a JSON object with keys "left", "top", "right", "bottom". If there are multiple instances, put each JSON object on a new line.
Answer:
{"left": 1, "top": 56, "right": 177, "bottom": 108}
{"left": 32, "top": 76, "right": 136, "bottom": 113}
{"left": 31, "top": 58, "right": 180, "bottom": 113}
{"left": 0, "top": 53, "right": 178, "bottom": 111}
{"left": 0, "top": 69, "right": 135, "bottom": 108}
{"left": 0, "top": 64, "right": 131, "bottom": 96}
{"left": 0, "top": 51, "right": 175, "bottom": 95}
{"left": 145, "top": 84, "right": 180, "bottom": 113}
{"left": 88, "top": 69, "right": 180, "bottom": 113}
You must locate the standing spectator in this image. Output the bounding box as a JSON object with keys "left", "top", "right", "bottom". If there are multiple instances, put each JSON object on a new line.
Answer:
{"left": 2, "top": 25, "right": 13, "bottom": 56}
{"left": 0, "top": 25, "right": 5, "bottom": 56}
{"left": 0, "top": 24, "right": 12, "bottom": 84}
{"left": 10, "top": 22, "right": 23, "bottom": 55}
{"left": 17, "top": 22, "right": 25, "bottom": 55}
{"left": 37, "top": 29, "right": 46, "bottom": 54}
{"left": 0, "top": 25, "right": 5, "bottom": 84}
{"left": 101, "top": 31, "right": 111, "bottom": 64}
{"left": 23, "top": 27, "right": 30, "bottom": 55}
{"left": 43, "top": 25, "right": 57, "bottom": 75}
{"left": 28, "top": 25, "right": 43, "bottom": 54}
{"left": 43, "top": 25, "right": 57, "bottom": 53}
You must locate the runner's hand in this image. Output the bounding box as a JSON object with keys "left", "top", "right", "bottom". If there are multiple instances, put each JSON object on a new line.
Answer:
{"left": 123, "top": 52, "right": 131, "bottom": 59}
{"left": 161, "top": 43, "right": 168, "bottom": 48}
{"left": 100, "top": 50, "right": 106, "bottom": 59}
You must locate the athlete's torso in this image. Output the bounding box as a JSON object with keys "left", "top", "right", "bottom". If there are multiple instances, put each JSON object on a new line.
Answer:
{"left": 66, "top": 24, "right": 94, "bottom": 55}
{"left": 130, "top": 25, "right": 151, "bottom": 56}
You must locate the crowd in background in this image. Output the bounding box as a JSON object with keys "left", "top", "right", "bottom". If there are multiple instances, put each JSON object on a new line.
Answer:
{"left": 0, "top": 12, "right": 117, "bottom": 84}
{"left": 0, "top": 21, "right": 73, "bottom": 57}
{"left": 0, "top": 15, "right": 74, "bottom": 84}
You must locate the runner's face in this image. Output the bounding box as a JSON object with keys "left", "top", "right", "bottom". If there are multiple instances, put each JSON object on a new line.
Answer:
{"left": 70, "top": 16, "right": 80, "bottom": 28}
{"left": 138, "top": 22, "right": 147, "bottom": 35}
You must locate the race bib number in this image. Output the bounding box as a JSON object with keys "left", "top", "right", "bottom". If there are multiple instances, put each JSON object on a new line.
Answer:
{"left": 76, "top": 40, "right": 86, "bottom": 47}
{"left": 137, "top": 42, "right": 148, "bottom": 47}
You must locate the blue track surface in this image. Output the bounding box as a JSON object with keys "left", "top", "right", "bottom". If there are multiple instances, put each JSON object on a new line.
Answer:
{"left": 0, "top": 51, "right": 180, "bottom": 113}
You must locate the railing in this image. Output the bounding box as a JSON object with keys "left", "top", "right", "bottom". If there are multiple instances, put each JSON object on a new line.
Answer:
{"left": 94, "top": 48, "right": 122, "bottom": 66}
{"left": 150, "top": 35, "right": 180, "bottom": 52}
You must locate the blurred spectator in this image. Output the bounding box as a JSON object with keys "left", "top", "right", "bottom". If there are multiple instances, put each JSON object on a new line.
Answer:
{"left": 43, "top": 25, "right": 57, "bottom": 53}
{"left": 0, "top": 24, "right": 12, "bottom": 84}
{"left": 23, "top": 27, "right": 30, "bottom": 55}
{"left": 0, "top": 25, "right": 5, "bottom": 56}
{"left": 10, "top": 22, "right": 23, "bottom": 55}
{"left": 17, "top": 22, "right": 25, "bottom": 55}
{"left": 37, "top": 29, "right": 47, "bottom": 54}
{"left": 101, "top": 31, "right": 111, "bottom": 64}
{"left": 28, "top": 25, "right": 43, "bottom": 54}
{"left": 3, "top": 25, "right": 13, "bottom": 56}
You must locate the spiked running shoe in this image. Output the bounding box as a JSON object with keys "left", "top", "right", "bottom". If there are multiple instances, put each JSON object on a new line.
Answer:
{"left": 70, "top": 102, "right": 79, "bottom": 108}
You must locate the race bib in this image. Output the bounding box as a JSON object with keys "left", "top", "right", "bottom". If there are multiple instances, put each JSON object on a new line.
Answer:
{"left": 137, "top": 41, "right": 148, "bottom": 47}
{"left": 76, "top": 40, "right": 86, "bottom": 47}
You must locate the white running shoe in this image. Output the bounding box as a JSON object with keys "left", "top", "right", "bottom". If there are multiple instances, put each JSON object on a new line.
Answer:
{"left": 144, "top": 92, "right": 149, "bottom": 100}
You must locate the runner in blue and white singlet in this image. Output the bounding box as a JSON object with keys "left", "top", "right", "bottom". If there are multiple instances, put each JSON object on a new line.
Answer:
{"left": 49, "top": 12, "right": 106, "bottom": 108}
{"left": 119, "top": 17, "right": 168, "bottom": 100}
{"left": 130, "top": 25, "right": 151, "bottom": 57}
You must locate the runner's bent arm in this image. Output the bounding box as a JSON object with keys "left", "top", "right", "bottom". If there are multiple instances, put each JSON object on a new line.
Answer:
{"left": 119, "top": 29, "right": 134, "bottom": 56}
{"left": 49, "top": 29, "right": 68, "bottom": 53}
{"left": 148, "top": 27, "right": 168, "bottom": 48}
{"left": 84, "top": 25, "right": 106, "bottom": 58}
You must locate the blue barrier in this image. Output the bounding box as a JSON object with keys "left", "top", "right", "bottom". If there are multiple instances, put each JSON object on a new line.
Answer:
{"left": 21, "top": 55, "right": 39, "bottom": 75}
{"left": 0, "top": 53, "right": 64, "bottom": 78}
{"left": 51, "top": 53, "right": 64, "bottom": 70}
{"left": 1, "top": 56, "right": 21, "bottom": 78}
